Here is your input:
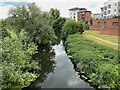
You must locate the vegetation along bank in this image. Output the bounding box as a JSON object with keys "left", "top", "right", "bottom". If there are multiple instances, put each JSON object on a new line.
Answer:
{"left": 65, "top": 33, "right": 119, "bottom": 89}
{"left": 1, "top": 3, "right": 65, "bottom": 89}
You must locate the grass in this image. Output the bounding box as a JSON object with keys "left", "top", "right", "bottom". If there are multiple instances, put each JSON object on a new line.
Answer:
{"left": 65, "top": 33, "right": 119, "bottom": 89}
{"left": 84, "top": 30, "right": 119, "bottom": 44}
{"left": 83, "top": 30, "right": 119, "bottom": 50}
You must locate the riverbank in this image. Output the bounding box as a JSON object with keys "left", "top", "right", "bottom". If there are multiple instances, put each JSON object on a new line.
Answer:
{"left": 65, "top": 33, "right": 119, "bottom": 89}
{"left": 23, "top": 41, "right": 92, "bottom": 89}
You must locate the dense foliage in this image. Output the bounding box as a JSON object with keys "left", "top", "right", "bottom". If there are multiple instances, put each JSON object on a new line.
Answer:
{"left": 52, "top": 17, "right": 66, "bottom": 35}
{"left": 5, "top": 3, "right": 56, "bottom": 45}
{"left": 1, "top": 30, "right": 40, "bottom": 88}
{"left": 49, "top": 8, "right": 66, "bottom": 38}
{"left": 61, "top": 20, "right": 84, "bottom": 40}
{"left": 65, "top": 33, "right": 119, "bottom": 89}
{"left": 49, "top": 8, "right": 60, "bottom": 21}
{"left": 1, "top": 3, "right": 57, "bottom": 89}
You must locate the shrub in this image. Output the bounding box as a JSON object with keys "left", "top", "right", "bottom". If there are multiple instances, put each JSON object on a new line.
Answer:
{"left": 1, "top": 30, "right": 40, "bottom": 88}
{"left": 65, "top": 33, "right": 119, "bottom": 89}
{"left": 61, "top": 20, "right": 84, "bottom": 40}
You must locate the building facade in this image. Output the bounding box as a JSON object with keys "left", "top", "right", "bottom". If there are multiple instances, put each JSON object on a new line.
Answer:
{"left": 101, "top": 0, "right": 120, "bottom": 19}
{"left": 93, "top": 13, "right": 101, "bottom": 20}
{"left": 90, "top": 18, "right": 120, "bottom": 36}
{"left": 69, "top": 7, "right": 82, "bottom": 21}
{"left": 69, "top": 7, "right": 91, "bottom": 23}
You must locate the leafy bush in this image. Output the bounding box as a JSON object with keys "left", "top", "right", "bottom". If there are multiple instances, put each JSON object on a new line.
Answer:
{"left": 65, "top": 33, "right": 119, "bottom": 89}
{"left": 78, "top": 20, "right": 85, "bottom": 32}
{"left": 1, "top": 30, "right": 40, "bottom": 88}
{"left": 61, "top": 20, "right": 84, "bottom": 40}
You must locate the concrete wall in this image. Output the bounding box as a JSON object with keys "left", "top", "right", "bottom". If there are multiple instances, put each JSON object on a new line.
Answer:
{"left": 90, "top": 18, "right": 120, "bottom": 36}
{"left": 69, "top": 9, "right": 80, "bottom": 21}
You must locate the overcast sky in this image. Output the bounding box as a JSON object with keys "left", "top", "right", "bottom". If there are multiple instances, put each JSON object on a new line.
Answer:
{"left": 0, "top": 0, "right": 112, "bottom": 19}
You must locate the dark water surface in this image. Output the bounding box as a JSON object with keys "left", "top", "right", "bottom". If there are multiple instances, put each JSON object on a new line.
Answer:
{"left": 23, "top": 41, "right": 93, "bottom": 89}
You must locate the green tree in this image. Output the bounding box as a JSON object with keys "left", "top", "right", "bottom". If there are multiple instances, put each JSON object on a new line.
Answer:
{"left": 61, "top": 20, "right": 84, "bottom": 40}
{"left": 49, "top": 8, "right": 66, "bottom": 44}
{"left": 6, "top": 3, "right": 56, "bottom": 45}
{"left": 49, "top": 8, "right": 60, "bottom": 20}
{"left": 52, "top": 17, "right": 66, "bottom": 35}
{"left": 78, "top": 20, "right": 85, "bottom": 33}
{"left": 0, "top": 20, "right": 9, "bottom": 39}
{"left": 2, "top": 30, "right": 40, "bottom": 88}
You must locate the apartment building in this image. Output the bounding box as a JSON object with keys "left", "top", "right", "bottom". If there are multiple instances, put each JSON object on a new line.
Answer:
{"left": 69, "top": 7, "right": 91, "bottom": 23}
{"left": 93, "top": 13, "right": 101, "bottom": 20}
{"left": 101, "top": 0, "right": 120, "bottom": 19}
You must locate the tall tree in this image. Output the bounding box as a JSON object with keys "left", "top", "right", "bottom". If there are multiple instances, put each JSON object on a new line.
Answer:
{"left": 6, "top": 3, "right": 56, "bottom": 45}
{"left": 49, "top": 8, "right": 66, "bottom": 40}
{"left": 49, "top": 8, "right": 60, "bottom": 20}
{"left": 53, "top": 17, "right": 66, "bottom": 35}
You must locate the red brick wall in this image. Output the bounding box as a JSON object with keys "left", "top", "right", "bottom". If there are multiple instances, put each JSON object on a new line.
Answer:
{"left": 85, "top": 11, "right": 91, "bottom": 24}
{"left": 90, "top": 19, "right": 102, "bottom": 30}
{"left": 100, "top": 29, "right": 119, "bottom": 36}
{"left": 90, "top": 18, "right": 120, "bottom": 36}
{"left": 77, "top": 11, "right": 91, "bottom": 24}
{"left": 77, "top": 12, "right": 83, "bottom": 21}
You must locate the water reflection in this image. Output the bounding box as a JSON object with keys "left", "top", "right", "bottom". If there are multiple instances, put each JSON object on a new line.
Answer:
{"left": 53, "top": 32, "right": 61, "bottom": 46}
{"left": 23, "top": 40, "right": 93, "bottom": 89}
{"left": 23, "top": 44, "right": 56, "bottom": 89}
{"left": 39, "top": 41, "right": 92, "bottom": 88}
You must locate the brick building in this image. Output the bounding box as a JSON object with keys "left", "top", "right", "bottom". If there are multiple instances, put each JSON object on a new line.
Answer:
{"left": 90, "top": 18, "right": 120, "bottom": 36}
{"left": 90, "top": 0, "right": 120, "bottom": 36}
{"left": 69, "top": 7, "right": 91, "bottom": 23}
{"left": 77, "top": 11, "right": 91, "bottom": 23}
{"left": 92, "top": 13, "right": 101, "bottom": 20}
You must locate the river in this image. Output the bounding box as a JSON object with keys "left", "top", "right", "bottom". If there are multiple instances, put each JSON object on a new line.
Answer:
{"left": 23, "top": 41, "right": 93, "bottom": 89}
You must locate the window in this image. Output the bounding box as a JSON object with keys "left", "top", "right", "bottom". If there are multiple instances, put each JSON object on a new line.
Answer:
{"left": 104, "top": 11, "right": 106, "bottom": 15}
{"left": 108, "top": 5, "right": 111, "bottom": 8}
{"left": 98, "top": 22, "right": 101, "bottom": 27}
{"left": 115, "top": 3, "right": 117, "bottom": 6}
{"left": 104, "top": 16, "right": 106, "bottom": 19}
{"left": 74, "top": 13, "right": 75, "bottom": 15}
{"left": 107, "top": 16, "right": 109, "bottom": 18}
{"left": 113, "top": 22, "right": 118, "bottom": 26}
{"left": 119, "top": 9, "right": 120, "bottom": 13}
{"left": 108, "top": 10, "right": 110, "bottom": 14}
{"left": 104, "top": 22, "right": 106, "bottom": 28}
{"left": 114, "top": 9, "right": 116, "bottom": 12}
{"left": 74, "top": 16, "right": 75, "bottom": 19}
{"left": 104, "top": 6, "right": 107, "bottom": 10}
{"left": 101, "top": 7, "right": 104, "bottom": 11}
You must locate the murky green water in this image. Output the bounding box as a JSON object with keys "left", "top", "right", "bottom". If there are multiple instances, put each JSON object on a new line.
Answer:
{"left": 23, "top": 41, "right": 93, "bottom": 89}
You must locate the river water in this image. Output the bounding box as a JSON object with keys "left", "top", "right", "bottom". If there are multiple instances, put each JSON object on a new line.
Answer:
{"left": 23, "top": 41, "right": 93, "bottom": 89}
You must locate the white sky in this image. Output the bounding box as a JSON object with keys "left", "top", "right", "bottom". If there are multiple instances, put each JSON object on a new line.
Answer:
{"left": 0, "top": 0, "right": 113, "bottom": 19}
